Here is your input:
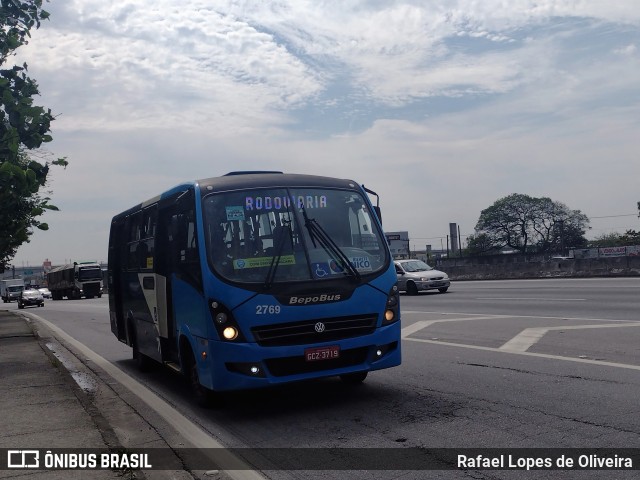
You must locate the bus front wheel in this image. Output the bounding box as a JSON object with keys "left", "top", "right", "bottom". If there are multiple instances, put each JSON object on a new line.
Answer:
{"left": 184, "top": 348, "right": 218, "bottom": 408}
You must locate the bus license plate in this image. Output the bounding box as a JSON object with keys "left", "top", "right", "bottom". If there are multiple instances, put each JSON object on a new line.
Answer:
{"left": 305, "top": 345, "right": 340, "bottom": 362}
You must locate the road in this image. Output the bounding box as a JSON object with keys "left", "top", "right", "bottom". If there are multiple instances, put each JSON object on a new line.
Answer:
{"left": 8, "top": 277, "right": 640, "bottom": 479}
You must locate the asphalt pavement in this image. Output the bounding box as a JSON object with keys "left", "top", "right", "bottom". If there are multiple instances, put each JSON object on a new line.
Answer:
{"left": 0, "top": 309, "right": 205, "bottom": 480}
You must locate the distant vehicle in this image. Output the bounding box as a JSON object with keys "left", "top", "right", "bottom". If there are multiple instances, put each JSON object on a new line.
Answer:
{"left": 1, "top": 279, "right": 24, "bottom": 303}
{"left": 394, "top": 259, "right": 450, "bottom": 295}
{"left": 18, "top": 289, "right": 44, "bottom": 309}
{"left": 38, "top": 287, "right": 52, "bottom": 299}
{"left": 551, "top": 256, "right": 573, "bottom": 260}
{"left": 47, "top": 262, "right": 104, "bottom": 300}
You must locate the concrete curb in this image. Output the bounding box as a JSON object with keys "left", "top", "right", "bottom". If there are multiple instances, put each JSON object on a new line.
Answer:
{"left": 3, "top": 310, "right": 217, "bottom": 480}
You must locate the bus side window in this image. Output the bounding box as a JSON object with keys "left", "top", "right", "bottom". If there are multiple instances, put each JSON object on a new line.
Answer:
{"left": 169, "top": 210, "right": 202, "bottom": 289}
{"left": 139, "top": 205, "right": 156, "bottom": 270}
{"left": 143, "top": 206, "right": 157, "bottom": 238}
{"left": 127, "top": 212, "right": 144, "bottom": 271}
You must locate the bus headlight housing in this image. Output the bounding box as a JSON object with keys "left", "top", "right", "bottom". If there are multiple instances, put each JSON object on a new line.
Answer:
{"left": 209, "top": 299, "right": 245, "bottom": 342}
{"left": 383, "top": 285, "right": 400, "bottom": 325}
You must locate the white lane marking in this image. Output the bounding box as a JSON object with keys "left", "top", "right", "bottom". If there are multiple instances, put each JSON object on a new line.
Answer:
{"left": 475, "top": 297, "right": 586, "bottom": 301}
{"left": 21, "top": 312, "right": 265, "bottom": 480}
{"left": 405, "top": 337, "right": 640, "bottom": 372}
{"left": 401, "top": 312, "right": 640, "bottom": 342}
{"left": 499, "top": 323, "right": 640, "bottom": 352}
{"left": 401, "top": 317, "right": 502, "bottom": 339}
{"left": 402, "top": 310, "right": 640, "bottom": 324}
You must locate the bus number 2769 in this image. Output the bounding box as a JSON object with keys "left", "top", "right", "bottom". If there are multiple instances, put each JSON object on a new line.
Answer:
{"left": 256, "top": 305, "right": 281, "bottom": 315}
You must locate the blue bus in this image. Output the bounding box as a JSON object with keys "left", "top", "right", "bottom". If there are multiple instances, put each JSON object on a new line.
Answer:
{"left": 108, "top": 172, "right": 400, "bottom": 404}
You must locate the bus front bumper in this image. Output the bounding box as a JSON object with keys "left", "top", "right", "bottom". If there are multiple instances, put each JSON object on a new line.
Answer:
{"left": 197, "top": 322, "right": 402, "bottom": 392}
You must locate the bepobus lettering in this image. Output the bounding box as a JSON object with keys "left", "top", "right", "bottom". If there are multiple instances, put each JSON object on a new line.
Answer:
{"left": 289, "top": 294, "right": 341, "bottom": 305}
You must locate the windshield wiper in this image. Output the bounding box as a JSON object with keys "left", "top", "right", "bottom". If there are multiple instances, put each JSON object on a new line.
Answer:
{"left": 301, "top": 208, "right": 361, "bottom": 281}
{"left": 263, "top": 221, "right": 292, "bottom": 290}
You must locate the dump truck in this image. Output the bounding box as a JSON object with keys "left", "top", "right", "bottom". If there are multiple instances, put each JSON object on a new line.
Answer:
{"left": 47, "top": 262, "right": 103, "bottom": 300}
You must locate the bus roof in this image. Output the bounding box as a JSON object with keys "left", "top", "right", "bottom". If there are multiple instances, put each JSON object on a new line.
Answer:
{"left": 198, "top": 172, "right": 358, "bottom": 192}
{"left": 112, "top": 172, "right": 362, "bottom": 221}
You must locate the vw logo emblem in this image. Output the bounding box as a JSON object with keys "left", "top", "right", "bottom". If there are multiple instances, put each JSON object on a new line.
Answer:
{"left": 314, "top": 322, "right": 326, "bottom": 333}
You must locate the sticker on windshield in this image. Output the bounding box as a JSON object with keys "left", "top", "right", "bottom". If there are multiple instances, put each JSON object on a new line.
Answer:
{"left": 328, "top": 259, "right": 345, "bottom": 274}
{"left": 233, "top": 256, "right": 295, "bottom": 269}
{"left": 350, "top": 256, "right": 372, "bottom": 271}
{"left": 312, "top": 262, "right": 331, "bottom": 278}
{"left": 226, "top": 206, "right": 245, "bottom": 221}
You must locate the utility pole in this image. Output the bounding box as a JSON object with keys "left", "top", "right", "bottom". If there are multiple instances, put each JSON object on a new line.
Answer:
{"left": 557, "top": 220, "right": 565, "bottom": 254}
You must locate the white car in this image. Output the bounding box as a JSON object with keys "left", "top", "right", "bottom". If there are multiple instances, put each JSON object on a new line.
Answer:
{"left": 18, "top": 289, "right": 45, "bottom": 309}
{"left": 38, "top": 287, "right": 52, "bottom": 299}
{"left": 394, "top": 259, "right": 451, "bottom": 295}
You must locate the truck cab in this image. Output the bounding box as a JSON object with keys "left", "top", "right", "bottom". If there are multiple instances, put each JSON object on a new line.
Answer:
{"left": 1, "top": 280, "right": 25, "bottom": 303}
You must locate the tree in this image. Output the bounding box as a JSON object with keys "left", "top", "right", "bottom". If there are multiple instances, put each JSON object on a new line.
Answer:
{"left": 0, "top": 0, "right": 67, "bottom": 271}
{"left": 474, "top": 194, "right": 589, "bottom": 254}
{"left": 589, "top": 232, "right": 622, "bottom": 248}
{"left": 622, "top": 230, "right": 640, "bottom": 245}
{"left": 465, "top": 232, "right": 499, "bottom": 256}
{"left": 591, "top": 230, "right": 640, "bottom": 247}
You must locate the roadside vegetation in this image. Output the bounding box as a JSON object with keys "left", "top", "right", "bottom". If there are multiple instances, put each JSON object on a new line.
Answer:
{"left": 0, "top": 0, "right": 66, "bottom": 271}
{"left": 466, "top": 194, "right": 639, "bottom": 255}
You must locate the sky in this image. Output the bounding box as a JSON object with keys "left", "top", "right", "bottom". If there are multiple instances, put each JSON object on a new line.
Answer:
{"left": 9, "top": 0, "right": 640, "bottom": 267}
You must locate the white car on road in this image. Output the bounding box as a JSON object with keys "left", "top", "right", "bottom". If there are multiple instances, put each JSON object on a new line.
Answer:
{"left": 38, "top": 287, "right": 52, "bottom": 299}
{"left": 394, "top": 259, "right": 451, "bottom": 295}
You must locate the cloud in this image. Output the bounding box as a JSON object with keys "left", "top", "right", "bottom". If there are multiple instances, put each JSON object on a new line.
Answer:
{"left": 10, "top": 0, "right": 640, "bottom": 264}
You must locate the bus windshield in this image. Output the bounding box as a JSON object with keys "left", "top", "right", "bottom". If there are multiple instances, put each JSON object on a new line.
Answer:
{"left": 203, "top": 187, "right": 388, "bottom": 284}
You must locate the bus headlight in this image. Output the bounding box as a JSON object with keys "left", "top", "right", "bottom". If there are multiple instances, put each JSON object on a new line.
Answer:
{"left": 223, "top": 327, "right": 238, "bottom": 341}
{"left": 209, "top": 299, "right": 246, "bottom": 342}
{"left": 383, "top": 285, "right": 400, "bottom": 325}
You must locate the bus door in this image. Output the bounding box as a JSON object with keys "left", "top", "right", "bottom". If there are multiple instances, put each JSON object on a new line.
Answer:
{"left": 128, "top": 206, "right": 163, "bottom": 362}
{"left": 156, "top": 198, "right": 178, "bottom": 362}
{"left": 156, "top": 190, "right": 202, "bottom": 362}
{"left": 108, "top": 218, "right": 127, "bottom": 341}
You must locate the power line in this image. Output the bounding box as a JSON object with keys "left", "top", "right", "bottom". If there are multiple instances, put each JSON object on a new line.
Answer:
{"left": 589, "top": 214, "right": 637, "bottom": 219}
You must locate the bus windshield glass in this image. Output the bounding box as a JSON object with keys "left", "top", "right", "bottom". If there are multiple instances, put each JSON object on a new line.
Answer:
{"left": 203, "top": 187, "right": 388, "bottom": 284}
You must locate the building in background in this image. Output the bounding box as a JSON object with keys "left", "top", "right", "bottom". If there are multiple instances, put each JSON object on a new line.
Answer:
{"left": 385, "top": 231, "right": 410, "bottom": 259}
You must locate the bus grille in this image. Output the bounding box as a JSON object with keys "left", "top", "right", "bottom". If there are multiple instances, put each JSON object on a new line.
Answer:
{"left": 264, "top": 347, "right": 369, "bottom": 377}
{"left": 251, "top": 314, "right": 378, "bottom": 347}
